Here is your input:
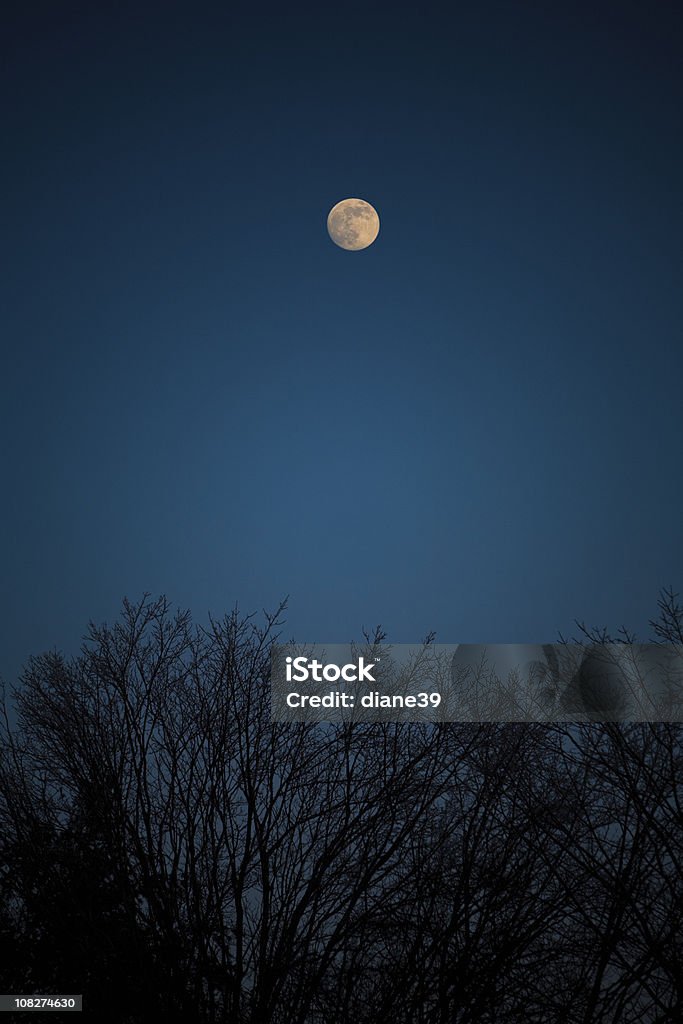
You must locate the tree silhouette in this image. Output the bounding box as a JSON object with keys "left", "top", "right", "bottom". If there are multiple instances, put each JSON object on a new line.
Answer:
{"left": 1, "top": 590, "right": 682, "bottom": 1022}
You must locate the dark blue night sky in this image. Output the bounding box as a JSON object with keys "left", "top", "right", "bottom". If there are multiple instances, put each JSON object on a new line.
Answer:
{"left": 2, "top": 1, "right": 682, "bottom": 682}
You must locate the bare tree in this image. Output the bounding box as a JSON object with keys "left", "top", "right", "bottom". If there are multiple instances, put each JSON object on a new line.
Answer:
{"left": 1, "top": 589, "right": 681, "bottom": 1023}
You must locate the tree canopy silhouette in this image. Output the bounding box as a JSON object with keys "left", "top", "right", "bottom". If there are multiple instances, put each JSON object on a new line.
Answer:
{"left": 1, "top": 591, "right": 682, "bottom": 1023}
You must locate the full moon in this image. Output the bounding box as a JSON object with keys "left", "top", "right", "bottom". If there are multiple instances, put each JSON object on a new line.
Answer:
{"left": 327, "top": 198, "right": 380, "bottom": 250}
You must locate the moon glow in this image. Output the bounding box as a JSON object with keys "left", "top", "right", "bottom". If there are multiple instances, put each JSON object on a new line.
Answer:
{"left": 327, "top": 198, "right": 380, "bottom": 250}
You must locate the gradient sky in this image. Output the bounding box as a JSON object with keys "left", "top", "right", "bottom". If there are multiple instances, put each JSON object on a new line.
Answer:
{"left": 2, "top": 1, "right": 682, "bottom": 683}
